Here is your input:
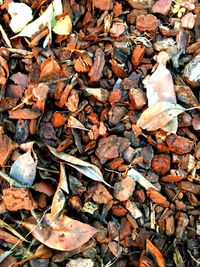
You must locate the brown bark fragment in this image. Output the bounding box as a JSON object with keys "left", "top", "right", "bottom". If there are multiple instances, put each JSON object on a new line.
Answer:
{"left": 147, "top": 189, "right": 170, "bottom": 208}
{"left": 92, "top": 0, "right": 112, "bottom": 10}
{"left": 0, "top": 134, "right": 15, "bottom": 166}
{"left": 151, "top": 154, "right": 171, "bottom": 176}
{"left": 166, "top": 134, "right": 194, "bottom": 155}
{"left": 136, "top": 15, "right": 158, "bottom": 32}
{"left": 114, "top": 176, "right": 135, "bottom": 201}
{"left": 9, "top": 109, "right": 41, "bottom": 119}
{"left": 3, "top": 188, "right": 37, "bottom": 211}
{"left": 91, "top": 183, "right": 113, "bottom": 205}
{"left": 88, "top": 48, "right": 105, "bottom": 82}
{"left": 179, "top": 181, "right": 200, "bottom": 194}
{"left": 96, "top": 135, "right": 130, "bottom": 163}
{"left": 175, "top": 212, "right": 189, "bottom": 239}
{"left": 131, "top": 45, "right": 146, "bottom": 67}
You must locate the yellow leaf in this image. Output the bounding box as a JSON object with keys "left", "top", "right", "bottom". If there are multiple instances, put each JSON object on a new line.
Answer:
{"left": 52, "top": 15, "right": 72, "bottom": 35}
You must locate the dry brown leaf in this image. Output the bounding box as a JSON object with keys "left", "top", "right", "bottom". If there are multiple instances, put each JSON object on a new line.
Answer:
{"left": 137, "top": 102, "right": 186, "bottom": 131}
{"left": 39, "top": 56, "right": 61, "bottom": 81}
{"left": 21, "top": 213, "right": 98, "bottom": 251}
{"left": 0, "top": 229, "right": 21, "bottom": 245}
{"left": 0, "top": 219, "right": 27, "bottom": 242}
{"left": 146, "top": 239, "right": 165, "bottom": 267}
{"left": 50, "top": 189, "right": 65, "bottom": 221}
{"left": 127, "top": 168, "right": 158, "bottom": 190}
{"left": 48, "top": 146, "right": 111, "bottom": 187}
{"left": 67, "top": 116, "right": 89, "bottom": 131}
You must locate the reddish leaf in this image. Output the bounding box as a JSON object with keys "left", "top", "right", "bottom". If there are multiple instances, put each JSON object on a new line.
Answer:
{"left": 146, "top": 239, "right": 165, "bottom": 267}
{"left": 21, "top": 213, "right": 98, "bottom": 251}
{"left": 39, "top": 56, "right": 61, "bottom": 81}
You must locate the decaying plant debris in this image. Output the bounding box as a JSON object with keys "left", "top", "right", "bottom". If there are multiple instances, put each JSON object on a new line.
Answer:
{"left": 0, "top": 0, "right": 200, "bottom": 266}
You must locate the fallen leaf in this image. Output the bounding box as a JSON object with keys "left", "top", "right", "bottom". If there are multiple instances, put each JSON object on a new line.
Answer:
{"left": 137, "top": 102, "right": 186, "bottom": 131}
{"left": 143, "top": 63, "right": 178, "bottom": 133}
{"left": 68, "top": 116, "right": 89, "bottom": 131}
{"left": 21, "top": 213, "right": 98, "bottom": 251}
{"left": 13, "top": 3, "right": 53, "bottom": 39}
{"left": 50, "top": 188, "right": 66, "bottom": 221}
{"left": 48, "top": 146, "right": 111, "bottom": 187}
{"left": 146, "top": 239, "right": 165, "bottom": 267}
{"left": 59, "top": 162, "right": 69, "bottom": 194}
{"left": 10, "top": 150, "right": 37, "bottom": 185}
{"left": 0, "top": 219, "right": 27, "bottom": 242}
{"left": 8, "top": 2, "right": 33, "bottom": 33}
{"left": 127, "top": 168, "right": 158, "bottom": 190}
{"left": 52, "top": 15, "right": 72, "bottom": 35}
{"left": 39, "top": 56, "right": 61, "bottom": 81}
{"left": 0, "top": 229, "right": 21, "bottom": 245}
{"left": 0, "top": 251, "right": 13, "bottom": 264}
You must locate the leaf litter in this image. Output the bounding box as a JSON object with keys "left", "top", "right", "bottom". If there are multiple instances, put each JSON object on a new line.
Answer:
{"left": 48, "top": 145, "right": 111, "bottom": 187}
{"left": 0, "top": 0, "right": 200, "bottom": 265}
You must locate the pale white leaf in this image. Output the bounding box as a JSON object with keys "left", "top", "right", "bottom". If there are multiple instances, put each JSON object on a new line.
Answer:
{"left": 52, "top": 0, "right": 63, "bottom": 18}
{"left": 68, "top": 116, "right": 89, "bottom": 131}
{"left": 10, "top": 151, "right": 37, "bottom": 185}
{"left": 8, "top": 2, "right": 33, "bottom": 33}
{"left": 48, "top": 146, "right": 111, "bottom": 187}
{"left": 0, "top": 251, "right": 12, "bottom": 263}
{"left": 12, "top": 3, "right": 54, "bottom": 39}
{"left": 127, "top": 168, "right": 158, "bottom": 190}
{"left": 143, "top": 64, "right": 176, "bottom": 106}
{"left": 137, "top": 101, "right": 186, "bottom": 131}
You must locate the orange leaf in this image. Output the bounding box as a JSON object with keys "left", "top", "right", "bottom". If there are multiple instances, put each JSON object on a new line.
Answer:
{"left": 21, "top": 213, "right": 98, "bottom": 251}
{"left": 39, "top": 56, "right": 61, "bottom": 81}
{"left": 146, "top": 239, "right": 165, "bottom": 267}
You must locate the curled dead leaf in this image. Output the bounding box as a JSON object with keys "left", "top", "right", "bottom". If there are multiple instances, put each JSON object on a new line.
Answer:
{"left": 137, "top": 102, "right": 186, "bottom": 131}
{"left": 21, "top": 213, "right": 98, "bottom": 251}
{"left": 10, "top": 150, "right": 37, "bottom": 185}
{"left": 48, "top": 146, "right": 111, "bottom": 187}
{"left": 146, "top": 239, "right": 165, "bottom": 267}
